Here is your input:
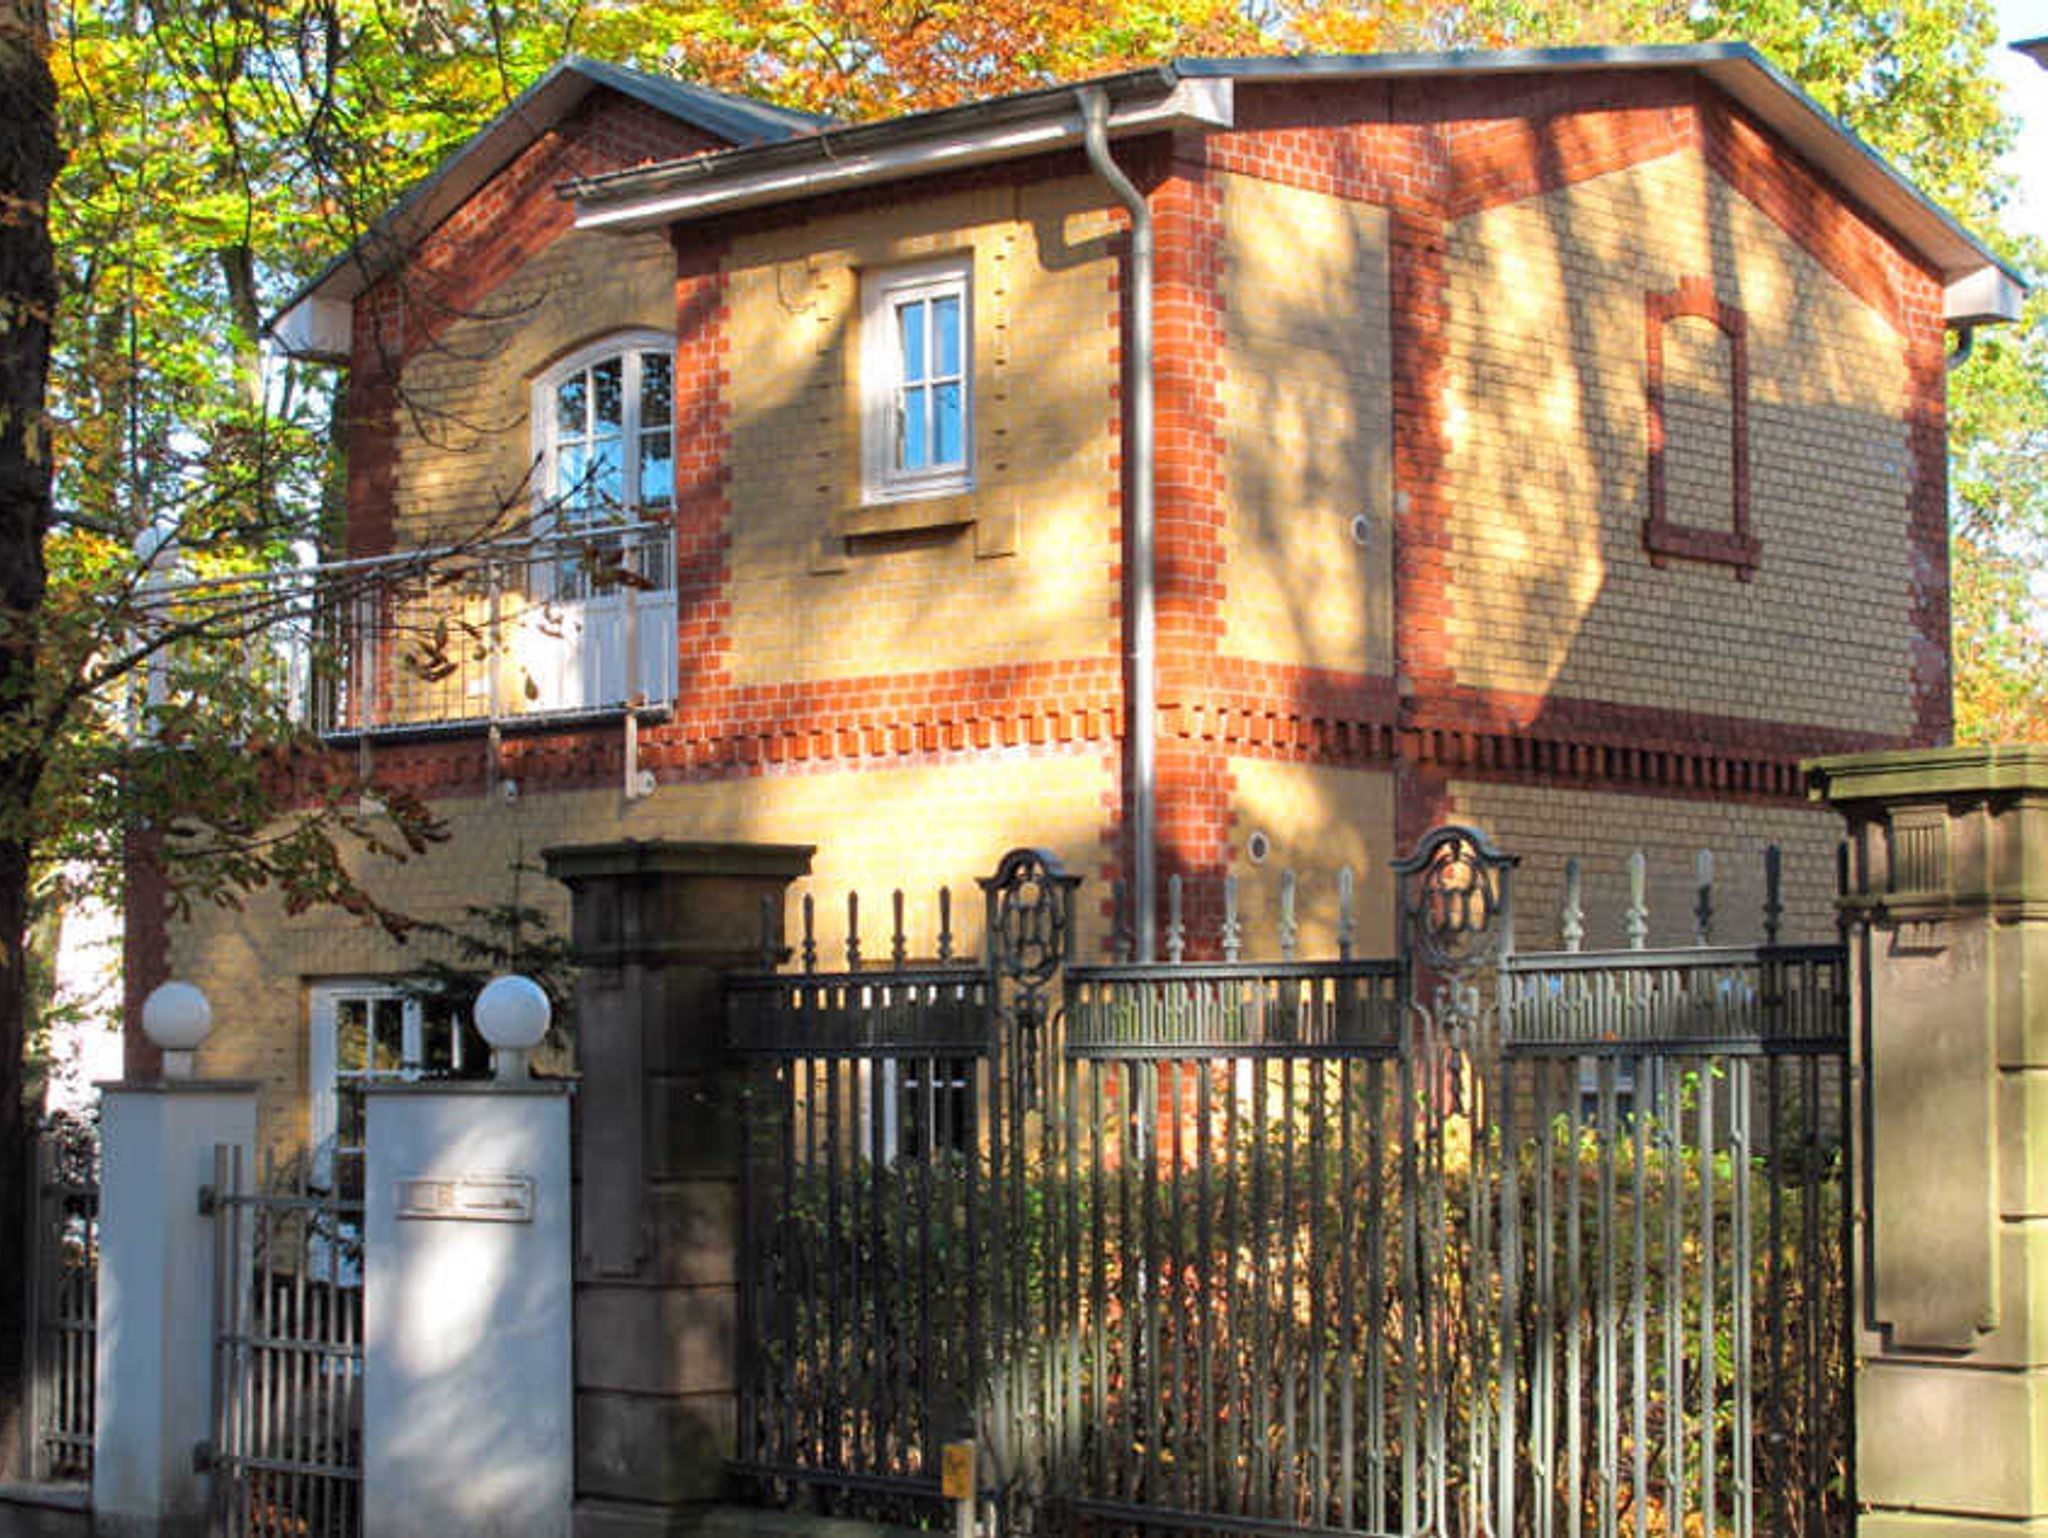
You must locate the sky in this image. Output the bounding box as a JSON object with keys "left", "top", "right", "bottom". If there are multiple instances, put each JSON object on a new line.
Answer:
{"left": 1998, "top": 0, "right": 2048, "bottom": 242}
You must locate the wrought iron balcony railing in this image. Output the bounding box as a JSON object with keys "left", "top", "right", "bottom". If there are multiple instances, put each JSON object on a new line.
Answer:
{"left": 132, "top": 521, "right": 678, "bottom": 741}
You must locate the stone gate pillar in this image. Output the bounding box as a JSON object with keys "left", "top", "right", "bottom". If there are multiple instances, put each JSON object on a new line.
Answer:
{"left": 1810, "top": 745, "right": 2048, "bottom": 1538}
{"left": 542, "top": 840, "right": 812, "bottom": 1538}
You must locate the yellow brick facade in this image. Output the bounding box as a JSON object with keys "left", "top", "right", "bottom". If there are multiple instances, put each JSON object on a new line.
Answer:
{"left": 154, "top": 80, "right": 1960, "bottom": 1168}
{"left": 1223, "top": 760, "right": 1398, "bottom": 957}
{"left": 1440, "top": 149, "right": 1914, "bottom": 733}
{"left": 171, "top": 750, "right": 1116, "bottom": 1156}
{"left": 1448, "top": 779, "right": 1842, "bottom": 949}
{"left": 391, "top": 228, "right": 677, "bottom": 544}
{"left": 723, "top": 179, "right": 1121, "bottom": 684}
{"left": 1218, "top": 172, "right": 1393, "bottom": 677}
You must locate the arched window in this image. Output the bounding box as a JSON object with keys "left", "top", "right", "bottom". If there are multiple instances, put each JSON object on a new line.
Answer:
{"left": 533, "top": 330, "right": 674, "bottom": 525}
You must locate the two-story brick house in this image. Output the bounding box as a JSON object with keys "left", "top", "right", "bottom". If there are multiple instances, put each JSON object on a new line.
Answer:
{"left": 132, "top": 44, "right": 2020, "bottom": 1167}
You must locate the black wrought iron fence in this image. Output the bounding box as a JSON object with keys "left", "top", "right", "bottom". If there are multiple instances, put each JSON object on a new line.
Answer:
{"left": 23, "top": 1123, "right": 99, "bottom": 1482}
{"left": 207, "top": 1147, "right": 364, "bottom": 1538}
{"left": 727, "top": 833, "right": 1852, "bottom": 1538}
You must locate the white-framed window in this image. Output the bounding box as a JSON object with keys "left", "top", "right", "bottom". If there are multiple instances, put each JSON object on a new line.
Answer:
{"left": 855, "top": 1057, "right": 976, "bottom": 1162}
{"left": 519, "top": 330, "right": 680, "bottom": 714}
{"left": 532, "top": 330, "right": 675, "bottom": 528}
{"left": 861, "top": 258, "right": 972, "bottom": 503}
{"left": 308, "top": 981, "right": 483, "bottom": 1194}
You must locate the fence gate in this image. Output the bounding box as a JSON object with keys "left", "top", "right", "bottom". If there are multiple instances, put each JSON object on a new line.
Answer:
{"left": 729, "top": 829, "right": 1853, "bottom": 1538}
{"left": 207, "top": 1147, "right": 364, "bottom": 1538}
{"left": 22, "top": 1127, "right": 99, "bottom": 1482}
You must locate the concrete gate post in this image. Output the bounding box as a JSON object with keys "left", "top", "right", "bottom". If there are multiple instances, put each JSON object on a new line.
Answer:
{"left": 541, "top": 840, "right": 813, "bottom": 1538}
{"left": 92, "top": 985, "right": 256, "bottom": 1538}
{"left": 1811, "top": 745, "right": 2048, "bottom": 1537}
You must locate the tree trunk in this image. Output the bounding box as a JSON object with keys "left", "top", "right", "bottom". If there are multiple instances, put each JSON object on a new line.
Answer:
{"left": 0, "top": 0, "right": 61, "bottom": 1480}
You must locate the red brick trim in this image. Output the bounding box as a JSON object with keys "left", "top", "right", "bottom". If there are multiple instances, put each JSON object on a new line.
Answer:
{"left": 672, "top": 234, "right": 737, "bottom": 702}
{"left": 345, "top": 660, "right": 1897, "bottom": 817}
{"left": 343, "top": 92, "right": 722, "bottom": 559}
{"left": 120, "top": 828, "right": 169, "bottom": 1074}
{"left": 1391, "top": 208, "right": 1453, "bottom": 704}
{"left": 356, "top": 658, "right": 1125, "bottom": 796}
{"left": 1395, "top": 761, "right": 1455, "bottom": 858}
{"left": 1148, "top": 142, "right": 1236, "bottom": 905}
{"left": 1697, "top": 89, "right": 1940, "bottom": 341}
{"left": 1643, "top": 276, "right": 1759, "bottom": 579}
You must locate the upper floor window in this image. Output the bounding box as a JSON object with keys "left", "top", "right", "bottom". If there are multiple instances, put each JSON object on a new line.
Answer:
{"left": 534, "top": 331, "right": 674, "bottom": 526}
{"left": 862, "top": 259, "right": 972, "bottom": 503}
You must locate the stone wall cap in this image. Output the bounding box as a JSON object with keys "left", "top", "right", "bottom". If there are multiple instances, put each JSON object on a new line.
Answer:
{"left": 542, "top": 839, "right": 816, "bottom": 883}
{"left": 362, "top": 1079, "right": 577, "bottom": 1097}
{"left": 0, "top": 1480, "right": 91, "bottom": 1510}
{"left": 96, "top": 1078, "right": 263, "bottom": 1095}
{"left": 1807, "top": 744, "right": 2048, "bottom": 805}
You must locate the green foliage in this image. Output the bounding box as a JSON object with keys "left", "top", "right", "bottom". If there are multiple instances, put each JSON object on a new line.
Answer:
{"left": 399, "top": 855, "right": 578, "bottom": 1072}
{"left": 744, "top": 1055, "right": 1849, "bottom": 1533}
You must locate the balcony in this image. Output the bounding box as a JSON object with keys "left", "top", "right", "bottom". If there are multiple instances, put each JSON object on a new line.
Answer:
{"left": 135, "top": 521, "right": 678, "bottom": 741}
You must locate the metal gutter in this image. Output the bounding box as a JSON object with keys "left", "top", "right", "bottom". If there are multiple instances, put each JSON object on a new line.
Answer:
{"left": 568, "top": 75, "right": 1234, "bottom": 231}
{"left": 1080, "top": 87, "right": 1158, "bottom": 965}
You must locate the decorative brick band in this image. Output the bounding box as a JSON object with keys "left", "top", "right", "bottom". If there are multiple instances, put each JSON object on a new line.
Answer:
{"left": 1644, "top": 276, "right": 1758, "bottom": 579}
{"left": 343, "top": 92, "right": 722, "bottom": 560}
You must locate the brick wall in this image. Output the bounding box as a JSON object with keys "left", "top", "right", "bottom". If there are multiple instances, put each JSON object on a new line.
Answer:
{"left": 720, "top": 176, "right": 1122, "bottom": 685}
{"left": 346, "top": 90, "right": 723, "bottom": 557}
{"left": 1438, "top": 149, "right": 1915, "bottom": 736}
{"left": 170, "top": 752, "right": 1116, "bottom": 1156}
{"left": 154, "top": 62, "right": 1966, "bottom": 1136}
{"left": 1218, "top": 171, "right": 1392, "bottom": 680}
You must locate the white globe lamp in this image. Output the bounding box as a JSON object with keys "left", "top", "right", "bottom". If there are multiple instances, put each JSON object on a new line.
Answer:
{"left": 474, "top": 973, "right": 551, "bottom": 1081}
{"left": 141, "top": 981, "right": 213, "bottom": 1080}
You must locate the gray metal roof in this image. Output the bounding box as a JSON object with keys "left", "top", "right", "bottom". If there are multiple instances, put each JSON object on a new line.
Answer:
{"left": 276, "top": 42, "right": 2028, "bottom": 356}
{"left": 562, "top": 56, "right": 828, "bottom": 143}
{"left": 565, "top": 42, "right": 2024, "bottom": 308}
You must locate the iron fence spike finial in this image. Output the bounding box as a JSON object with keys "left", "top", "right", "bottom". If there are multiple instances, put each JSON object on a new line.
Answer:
{"left": 938, "top": 885, "right": 954, "bottom": 962}
{"left": 846, "top": 891, "right": 861, "bottom": 971}
{"left": 1627, "top": 851, "right": 1649, "bottom": 950}
{"left": 1166, "top": 873, "right": 1186, "bottom": 966}
{"left": 1695, "top": 848, "right": 1714, "bottom": 948}
{"left": 1221, "top": 872, "right": 1242, "bottom": 962}
{"left": 1279, "top": 869, "right": 1299, "bottom": 962}
{"left": 892, "top": 889, "right": 908, "bottom": 970}
{"left": 1338, "top": 865, "right": 1356, "bottom": 960}
{"left": 1562, "top": 857, "right": 1585, "bottom": 953}
{"left": 1111, "top": 879, "right": 1133, "bottom": 963}
{"left": 801, "top": 892, "right": 817, "bottom": 974}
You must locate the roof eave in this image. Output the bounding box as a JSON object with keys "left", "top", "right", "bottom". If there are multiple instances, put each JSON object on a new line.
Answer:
{"left": 1180, "top": 45, "right": 2024, "bottom": 323}
{"left": 568, "top": 70, "right": 1219, "bottom": 234}
{"left": 269, "top": 58, "right": 830, "bottom": 361}
{"left": 570, "top": 44, "right": 2021, "bottom": 326}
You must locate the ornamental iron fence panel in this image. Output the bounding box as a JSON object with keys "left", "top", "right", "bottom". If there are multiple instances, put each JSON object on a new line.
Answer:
{"left": 22, "top": 1122, "right": 99, "bottom": 1482}
{"left": 727, "top": 831, "right": 1851, "bottom": 1537}
{"left": 207, "top": 1147, "right": 364, "bottom": 1538}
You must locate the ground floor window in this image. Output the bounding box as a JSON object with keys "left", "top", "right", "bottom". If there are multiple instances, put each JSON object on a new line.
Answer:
{"left": 308, "top": 981, "right": 487, "bottom": 1193}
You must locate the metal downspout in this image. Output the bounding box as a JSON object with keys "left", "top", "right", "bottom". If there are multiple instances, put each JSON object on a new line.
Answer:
{"left": 1080, "top": 86, "right": 1157, "bottom": 962}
